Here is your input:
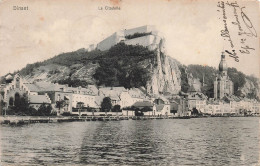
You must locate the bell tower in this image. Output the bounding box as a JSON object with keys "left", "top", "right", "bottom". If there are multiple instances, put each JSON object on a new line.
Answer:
{"left": 214, "top": 52, "right": 234, "bottom": 99}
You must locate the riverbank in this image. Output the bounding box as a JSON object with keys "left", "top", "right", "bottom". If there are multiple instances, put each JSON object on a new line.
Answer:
{"left": 0, "top": 116, "right": 172, "bottom": 125}
{"left": 0, "top": 114, "right": 259, "bottom": 126}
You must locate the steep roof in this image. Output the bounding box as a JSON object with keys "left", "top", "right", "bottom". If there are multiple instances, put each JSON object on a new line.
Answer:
{"left": 99, "top": 87, "right": 126, "bottom": 100}
{"left": 128, "top": 88, "right": 146, "bottom": 99}
{"left": 28, "top": 95, "right": 51, "bottom": 104}
{"left": 5, "top": 74, "right": 13, "bottom": 81}
{"left": 155, "top": 104, "right": 164, "bottom": 111}
{"left": 25, "top": 83, "right": 41, "bottom": 92}
{"left": 188, "top": 92, "right": 207, "bottom": 100}
{"left": 35, "top": 82, "right": 66, "bottom": 91}
{"left": 88, "top": 85, "right": 99, "bottom": 95}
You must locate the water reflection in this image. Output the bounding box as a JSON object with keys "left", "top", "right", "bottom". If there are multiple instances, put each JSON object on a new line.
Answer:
{"left": 0, "top": 117, "right": 259, "bottom": 165}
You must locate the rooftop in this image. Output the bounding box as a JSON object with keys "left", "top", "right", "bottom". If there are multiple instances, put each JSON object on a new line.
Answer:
{"left": 132, "top": 101, "right": 153, "bottom": 107}
{"left": 28, "top": 95, "right": 51, "bottom": 104}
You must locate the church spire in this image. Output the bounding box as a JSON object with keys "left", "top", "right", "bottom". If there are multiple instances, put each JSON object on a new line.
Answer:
{"left": 218, "top": 52, "right": 227, "bottom": 76}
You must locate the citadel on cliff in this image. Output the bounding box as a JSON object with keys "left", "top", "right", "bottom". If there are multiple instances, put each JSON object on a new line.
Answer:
{"left": 0, "top": 25, "right": 259, "bottom": 117}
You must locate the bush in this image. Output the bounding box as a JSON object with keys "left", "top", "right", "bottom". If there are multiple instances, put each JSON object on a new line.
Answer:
{"left": 57, "top": 78, "right": 88, "bottom": 88}
{"left": 38, "top": 104, "right": 52, "bottom": 116}
{"left": 93, "top": 43, "right": 154, "bottom": 88}
{"left": 112, "top": 105, "right": 121, "bottom": 112}
{"left": 61, "top": 112, "right": 71, "bottom": 116}
{"left": 125, "top": 32, "right": 152, "bottom": 40}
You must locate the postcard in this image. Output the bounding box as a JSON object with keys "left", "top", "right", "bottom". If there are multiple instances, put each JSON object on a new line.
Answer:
{"left": 0, "top": 0, "right": 259, "bottom": 165}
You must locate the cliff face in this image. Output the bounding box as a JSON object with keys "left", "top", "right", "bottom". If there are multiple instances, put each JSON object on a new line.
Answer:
{"left": 239, "top": 78, "right": 260, "bottom": 98}
{"left": 145, "top": 35, "right": 182, "bottom": 95}
{"left": 11, "top": 25, "right": 259, "bottom": 99}
{"left": 21, "top": 33, "right": 183, "bottom": 96}
{"left": 23, "top": 63, "right": 98, "bottom": 85}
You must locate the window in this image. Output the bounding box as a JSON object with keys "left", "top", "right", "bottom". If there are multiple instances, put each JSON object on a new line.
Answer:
{"left": 16, "top": 77, "right": 20, "bottom": 88}
{"left": 9, "top": 97, "right": 14, "bottom": 106}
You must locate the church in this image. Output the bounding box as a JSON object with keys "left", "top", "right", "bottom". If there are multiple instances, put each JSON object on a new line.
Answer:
{"left": 214, "top": 52, "right": 234, "bottom": 99}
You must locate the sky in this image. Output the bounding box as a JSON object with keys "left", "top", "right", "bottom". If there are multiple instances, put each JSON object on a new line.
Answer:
{"left": 0, "top": 0, "right": 259, "bottom": 78}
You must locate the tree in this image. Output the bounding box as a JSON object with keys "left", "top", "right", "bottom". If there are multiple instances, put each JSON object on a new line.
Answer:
{"left": 179, "top": 65, "right": 190, "bottom": 93}
{"left": 86, "top": 105, "right": 95, "bottom": 116}
{"left": 8, "top": 93, "right": 30, "bottom": 115}
{"left": 112, "top": 104, "right": 121, "bottom": 116}
{"left": 227, "top": 67, "right": 246, "bottom": 96}
{"left": 56, "top": 100, "right": 65, "bottom": 113}
{"left": 14, "top": 93, "right": 21, "bottom": 112}
{"left": 19, "top": 94, "right": 30, "bottom": 115}
{"left": 127, "top": 67, "right": 150, "bottom": 89}
{"left": 101, "top": 97, "right": 112, "bottom": 115}
{"left": 93, "top": 43, "right": 154, "bottom": 88}
{"left": 38, "top": 103, "right": 52, "bottom": 116}
{"left": 112, "top": 105, "right": 121, "bottom": 112}
{"left": 191, "top": 107, "right": 199, "bottom": 116}
{"left": 76, "top": 102, "right": 84, "bottom": 117}
{"left": 46, "top": 105, "right": 52, "bottom": 115}
{"left": 0, "top": 100, "right": 6, "bottom": 115}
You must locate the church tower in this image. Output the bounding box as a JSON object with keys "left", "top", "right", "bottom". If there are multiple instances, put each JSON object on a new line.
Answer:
{"left": 214, "top": 52, "right": 234, "bottom": 99}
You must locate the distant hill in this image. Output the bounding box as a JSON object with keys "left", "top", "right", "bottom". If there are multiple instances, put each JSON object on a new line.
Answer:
{"left": 1, "top": 42, "right": 259, "bottom": 100}
{"left": 17, "top": 43, "right": 157, "bottom": 89}
{"left": 179, "top": 64, "right": 259, "bottom": 100}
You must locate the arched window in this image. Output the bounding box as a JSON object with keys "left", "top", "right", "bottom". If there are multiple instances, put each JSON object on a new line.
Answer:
{"left": 9, "top": 97, "right": 14, "bottom": 106}
{"left": 14, "top": 93, "right": 20, "bottom": 106}
{"left": 16, "top": 77, "right": 20, "bottom": 88}
{"left": 15, "top": 93, "right": 20, "bottom": 101}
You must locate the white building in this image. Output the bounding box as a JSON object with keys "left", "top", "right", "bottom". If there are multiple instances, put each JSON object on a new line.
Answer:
{"left": 187, "top": 91, "right": 207, "bottom": 113}
{"left": 96, "top": 25, "right": 157, "bottom": 51}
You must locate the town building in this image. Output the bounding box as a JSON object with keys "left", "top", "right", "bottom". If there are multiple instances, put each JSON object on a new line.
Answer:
{"left": 187, "top": 84, "right": 207, "bottom": 113}
{"left": 169, "top": 96, "right": 190, "bottom": 116}
{"left": 28, "top": 94, "right": 51, "bottom": 109}
{"left": 214, "top": 52, "right": 234, "bottom": 99}
{"left": 1, "top": 72, "right": 259, "bottom": 117}
{"left": 153, "top": 97, "right": 171, "bottom": 116}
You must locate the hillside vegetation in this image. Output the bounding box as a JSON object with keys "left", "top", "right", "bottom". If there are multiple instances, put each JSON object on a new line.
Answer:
{"left": 2, "top": 42, "right": 259, "bottom": 100}
{"left": 19, "top": 43, "right": 155, "bottom": 89}
{"left": 181, "top": 64, "right": 259, "bottom": 99}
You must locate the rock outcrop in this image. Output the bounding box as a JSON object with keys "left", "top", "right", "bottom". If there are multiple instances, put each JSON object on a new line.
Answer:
{"left": 9, "top": 25, "right": 258, "bottom": 99}
{"left": 145, "top": 37, "right": 182, "bottom": 95}
{"left": 239, "top": 78, "right": 260, "bottom": 98}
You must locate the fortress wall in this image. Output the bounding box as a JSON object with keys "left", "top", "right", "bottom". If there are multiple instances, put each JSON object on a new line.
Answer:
{"left": 97, "top": 31, "right": 125, "bottom": 51}
{"left": 124, "top": 35, "right": 155, "bottom": 48}
{"left": 124, "top": 25, "right": 156, "bottom": 36}
{"left": 97, "top": 33, "right": 118, "bottom": 51}
{"left": 96, "top": 26, "right": 156, "bottom": 51}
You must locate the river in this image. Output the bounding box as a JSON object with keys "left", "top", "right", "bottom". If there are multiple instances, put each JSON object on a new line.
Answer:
{"left": 0, "top": 117, "right": 259, "bottom": 165}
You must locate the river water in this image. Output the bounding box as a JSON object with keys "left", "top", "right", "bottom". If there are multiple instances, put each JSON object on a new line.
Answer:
{"left": 0, "top": 117, "right": 259, "bottom": 166}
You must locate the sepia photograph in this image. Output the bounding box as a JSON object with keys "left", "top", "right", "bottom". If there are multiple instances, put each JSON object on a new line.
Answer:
{"left": 0, "top": 0, "right": 259, "bottom": 165}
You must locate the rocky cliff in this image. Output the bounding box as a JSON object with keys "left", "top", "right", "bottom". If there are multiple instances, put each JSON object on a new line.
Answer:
{"left": 2, "top": 26, "right": 258, "bottom": 99}
{"left": 239, "top": 78, "right": 260, "bottom": 99}
{"left": 17, "top": 28, "right": 183, "bottom": 96}
{"left": 145, "top": 36, "right": 181, "bottom": 95}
